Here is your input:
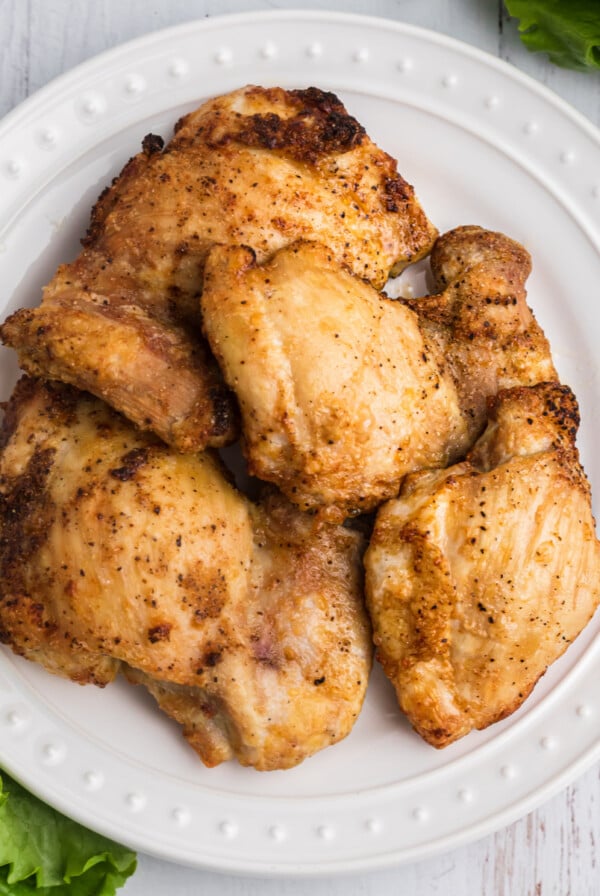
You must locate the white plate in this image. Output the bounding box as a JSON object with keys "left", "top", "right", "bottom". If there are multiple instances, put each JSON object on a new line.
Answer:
{"left": 1, "top": 10, "right": 600, "bottom": 876}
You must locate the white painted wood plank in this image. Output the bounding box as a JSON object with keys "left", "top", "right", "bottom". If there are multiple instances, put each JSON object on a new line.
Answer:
{"left": 121, "top": 765, "right": 600, "bottom": 895}
{"left": 0, "top": 0, "right": 31, "bottom": 116}
{"left": 1, "top": 2, "right": 599, "bottom": 895}
{"left": 5, "top": 0, "right": 599, "bottom": 126}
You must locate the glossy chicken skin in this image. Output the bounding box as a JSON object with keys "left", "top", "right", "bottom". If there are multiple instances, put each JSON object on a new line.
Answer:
{"left": 0, "top": 85, "right": 436, "bottom": 451}
{"left": 201, "top": 228, "right": 555, "bottom": 518}
{"left": 365, "top": 383, "right": 600, "bottom": 747}
{"left": 0, "top": 378, "right": 371, "bottom": 770}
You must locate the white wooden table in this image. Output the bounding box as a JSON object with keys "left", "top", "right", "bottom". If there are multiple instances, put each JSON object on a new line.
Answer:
{"left": 2, "top": 2, "right": 600, "bottom": 893}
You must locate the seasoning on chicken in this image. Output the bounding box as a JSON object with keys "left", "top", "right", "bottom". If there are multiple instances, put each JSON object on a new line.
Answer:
{"left": 405, "top": 224, "right": 557, "bottom": 446}
{"left": 364, "top": 382, "right": 600, "bottom": 747}
{"left": 0, "top": 378, "right": 371, "bottom": 770}
{"left": 200, "top": 227, "right": 555, "bottom": 519}
{"left": 0, "top": 85, "right": 436, "bottom": 452}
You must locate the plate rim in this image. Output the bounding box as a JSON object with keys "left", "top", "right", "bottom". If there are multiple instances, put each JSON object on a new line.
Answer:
{"left": 2, "top": 9, "right": 599, "bottom": 145}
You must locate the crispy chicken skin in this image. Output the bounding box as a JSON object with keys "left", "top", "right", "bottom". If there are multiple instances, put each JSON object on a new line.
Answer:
{"left": 0, "top": 85, "right": 436, "bottom": 451}
{"left": 0, "top": 378, "right": 371, "bottom": 770}
{"left": 407, "top": 225, "right": 557, "bottom": 446}
{"left": 0, "top": 299, "right": 235, "bottom": 453}
{"left": 201, "top": 228, "right": 555, "bottom": 518}
{"left": 365, "top": 383, "right": 600, "bottom": 747}
{"left": 202, "top": 240, "right": 467, "bottom": 519}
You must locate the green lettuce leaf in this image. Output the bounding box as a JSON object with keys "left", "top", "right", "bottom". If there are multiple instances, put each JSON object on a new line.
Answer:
{"left": 504, "top": 0, "right": 600, "bottom": 71}
{"left": 0, "top": 771, "right": 136, "bottom": 895}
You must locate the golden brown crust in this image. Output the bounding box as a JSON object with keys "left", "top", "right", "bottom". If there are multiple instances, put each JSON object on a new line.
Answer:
{"left": 404, "top": 225, "right": 556, "bottom": 445}
{"left": 201, "top": 240, "right": 468, "bottom": 518}
{"left": 201, "top": 227, "right": 557, "bottom": 517}
{"left": 1, "top": 303, "right": 237, "bottom": 451}
{"left": 1, "top": 85, "right": 437, "bottom": 452}
{"left": 82, "top": 133, "right": 166, "bottom": 248}
{"left": 199, "top": 86, "right": 367, "bottom": 162}
{"left": 365, "top": 382, "right": 600, "bottom": 748}
{"left": 0, "top": 378, "right": 371, "bottom": 770}
{"left": 429, "top": 224, "right": 532, "bottom": 290}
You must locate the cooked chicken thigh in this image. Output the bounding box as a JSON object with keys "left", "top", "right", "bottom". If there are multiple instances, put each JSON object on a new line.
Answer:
{"left": 0, "top": 378, "right": 371, "bottom": 770}
{"left": 365, "top": 382, "right": 600, "bottom": 747}
{"left": 201, "top": 228, "right": 555, "bottom": 518}
{"left": 202, "top": 240, "right": 467, "bottom": 519}
{"left": 0, "top": 85, "right": 436, "bottom": 452}
{"left": 1, "top": 296, "right": 236, "bottom": 453}
{"left": 408, "top": 225, "right": 557, "bottom": 446}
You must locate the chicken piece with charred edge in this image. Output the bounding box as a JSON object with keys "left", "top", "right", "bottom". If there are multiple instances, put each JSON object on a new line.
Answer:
{"left": 0, "top": 85, "right": 436, "bottom": 453}
{"left": 200, "top": 226, "right": 555, "bottom": 520}
{"left": 0, "top": 377, "right": 371, "bottom": 770}
{"left": 364, "top": 382, "right": 600, "bottom": 747}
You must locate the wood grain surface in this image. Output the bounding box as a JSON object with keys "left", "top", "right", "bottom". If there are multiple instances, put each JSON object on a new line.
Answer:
{"left": 1, "top": 1, "right": 599, "bottom": 894}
